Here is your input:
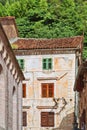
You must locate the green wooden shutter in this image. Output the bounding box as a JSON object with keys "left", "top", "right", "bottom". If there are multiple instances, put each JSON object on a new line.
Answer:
{"left": 43, "top": 59, "right": 47, "bottom": 69}
{"left": 43, "top": 58, "right": 52, "bottom": 70}
{"left": 20, "top": 59, "right": 24, "bottom": 70}
{"left": 48, "top": 58, "right": 52, "bottom": 69}
{"left": 17, "top": 59, "right": 24, "bottom": 70}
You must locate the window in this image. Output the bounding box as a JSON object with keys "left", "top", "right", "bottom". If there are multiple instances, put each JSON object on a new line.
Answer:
{"left": 43, "top": 58, "right": 52, "bottom": 70}
{"left": 0, "top": 64, "right": 3, "bottom": 74}
{"left": 18, "top": 59, "right": 24, "bottom": 70}
{"left": 41, "top": 112, "right": 54, "bottom": 127}
{"left": 23, "top": 83, "right": 26, "bottom": 98}
{"left": 42, "top": 83, "right": 54, "bottom": 98}
{"left": 23, "top": 112, "right": 27, "bottom": 126}
{"left": 13, "top": 86, "right": 16, "bottom": 95}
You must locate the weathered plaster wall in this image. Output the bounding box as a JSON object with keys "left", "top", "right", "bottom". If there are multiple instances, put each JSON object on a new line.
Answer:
{"left": 17, "top": 53, "right": 76, "bottom": 130}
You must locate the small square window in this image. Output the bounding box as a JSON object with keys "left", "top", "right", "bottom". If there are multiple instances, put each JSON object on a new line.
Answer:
{"left": 23, "top": 111, "right": 27, "bottom": 126}
{"left": 41, "top": 83, "right": 54, "bottom": 98}
{"left": 41, "top": 112, "right": 54, "bottom": 127}
{"left": 18, "top": 59, "right": 24, "bottom": 70}
{"left": 22, "top": 83, "right": 26, "bottom": 98}
{"left": 42, "top": 58, "right": 52, "bottom": 70}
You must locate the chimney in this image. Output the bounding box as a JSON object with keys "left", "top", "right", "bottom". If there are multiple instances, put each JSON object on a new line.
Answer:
{"left": 0, "top": 16, "right": 18, "bottom": 40}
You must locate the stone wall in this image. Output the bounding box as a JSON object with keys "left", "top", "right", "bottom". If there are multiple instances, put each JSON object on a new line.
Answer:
{"left": 0, "top": 56, "right": 6, "bottom": 130}
{"left": 0, "top": 22, "right": 24, "bottom": 130}
{"left": 0, "top": 16, "right": 18, "bottom": 40}
{"left": 53, "top": 112, "right": 74, "bottom": 130}
{"left": 0, "top": 52, "right": 22, "bottom": 130}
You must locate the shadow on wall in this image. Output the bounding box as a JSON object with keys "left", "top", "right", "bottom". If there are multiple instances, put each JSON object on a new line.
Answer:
{"left": 53, "top": 112, "right": 74, "bottom": 130}
{"left": 0, "top": 127, "right": 5, "bottom": 130}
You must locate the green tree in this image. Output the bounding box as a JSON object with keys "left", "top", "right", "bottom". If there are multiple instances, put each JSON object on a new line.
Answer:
{"left": 0, "top": 0, "right": 87, "bottom": 58}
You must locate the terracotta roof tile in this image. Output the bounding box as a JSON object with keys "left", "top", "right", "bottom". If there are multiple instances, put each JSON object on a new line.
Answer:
{"left": 12, "top": 36, "right": 83, "bottom": 50}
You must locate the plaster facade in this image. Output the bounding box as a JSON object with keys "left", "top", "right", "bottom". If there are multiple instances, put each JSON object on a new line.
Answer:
{"left": 16, "top": 51, "right": 80, "bottom": 130}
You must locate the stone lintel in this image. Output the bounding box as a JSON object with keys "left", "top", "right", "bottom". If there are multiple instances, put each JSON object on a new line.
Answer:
{"left": 36, "top": 106, "right": 57, "bottom": 109}
{"left": 23, "top": 106, "right": 31, "bottom": 109}
{"left": 37, "top": 77, "right": 57, "bottom": 80}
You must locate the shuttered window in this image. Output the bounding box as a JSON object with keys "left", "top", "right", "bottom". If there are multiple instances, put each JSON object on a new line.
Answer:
{"left": 49, "top": 83, "right": 54, "bottom": 97}
{"left": 18, "top": 59, "right": 24, "bottom": 70}
{"left": 42, "top": 83, "right": 54, "bottom": 98}
{"left": 41, "top": 112, "right": 48, "bottom": 127}
{"left": 43, "top": 58, "right": 52, "bottom": 70}
{"left": 41, "top": 112, "right": 54, "bottom": 127}
{"left": 23, "top": 112, "right": 27, "bottom": 126}
{"left": 48, "top": 112, "right": 54, "bottom": 127}
{"left": 23, "top": 83, "right": 26, "bottom": 98}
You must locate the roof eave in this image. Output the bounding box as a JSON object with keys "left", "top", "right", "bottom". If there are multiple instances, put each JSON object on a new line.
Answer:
{"left": 0, "top": 23, "right": 24, "bottom": 81}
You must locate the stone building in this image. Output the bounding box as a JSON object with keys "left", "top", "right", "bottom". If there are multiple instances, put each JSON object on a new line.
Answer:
{"left": 12, "top": 36, "right": 83, "bottom": 130}
{"left": 0, "top": 16, "right": 84, "bottom": 130}
{"left": 0, "top": 16, "right": 18, "bottom": 40}
{"left": 74, "top": 61, "right": 87, "bottom": 130}
{"left": 0, "top": 22, "right": 24, "bottom": 130}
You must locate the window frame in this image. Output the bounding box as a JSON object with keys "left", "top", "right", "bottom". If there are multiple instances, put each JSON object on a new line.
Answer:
{"left": 42, "top": 58, "right": 52, "bottom": 70}
{"left": 23, "top": 111, "right": 27, "bottom": 126}
{"left": 17, "top": 59, "right": 24, "bottom": 70}
{"left": 41, "top": 83, "right": 54, "bottom": 98}
{"left": 22, "top": 83, "right": 26, "bottom": 98}
{"left": 41, "top": 112, "right": 54, "bottom": 127}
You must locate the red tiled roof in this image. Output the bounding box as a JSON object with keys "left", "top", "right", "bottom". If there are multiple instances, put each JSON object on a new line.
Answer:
{"left": 12, "top": 36, "right": 83, "bottom": 50}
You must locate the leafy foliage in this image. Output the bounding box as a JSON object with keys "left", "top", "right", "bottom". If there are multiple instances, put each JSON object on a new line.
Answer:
{"left": 0, "top": 0, "right": 87, "bottom": 58}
